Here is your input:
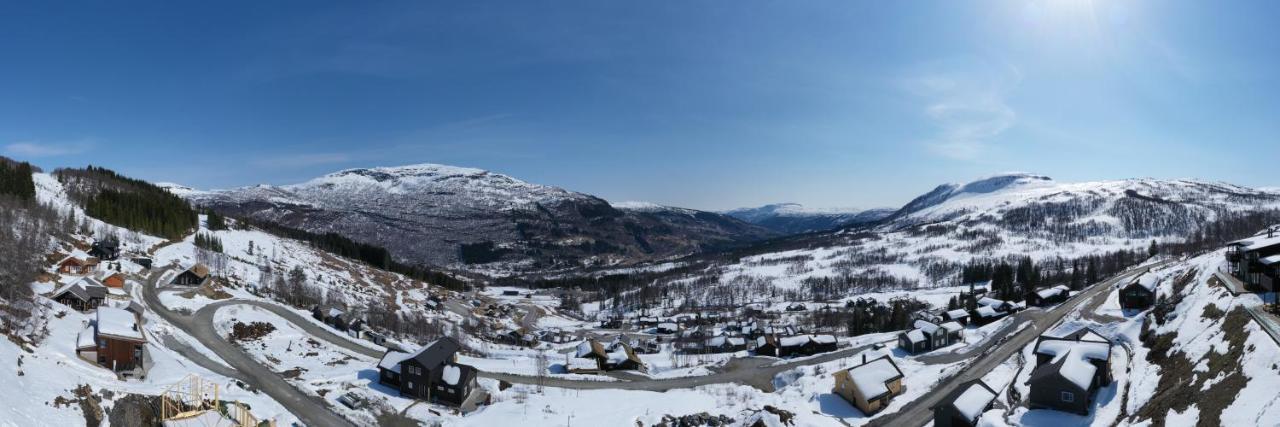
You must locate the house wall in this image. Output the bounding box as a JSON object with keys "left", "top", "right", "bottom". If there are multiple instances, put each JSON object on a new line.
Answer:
{"left": 933, "top": 407, "right": 975, "bottom": 427}
{"left": 1119, "top": 286, "right": 1153, "bottom": 309}
{"left": 399, "top": 360, "right": 432, "bottom": 399}
{"left": 97, "top": 336, "right": 144, "bottom": 371}
{"left": 1029, "top": 377, "right": 1089, "bottom": 415}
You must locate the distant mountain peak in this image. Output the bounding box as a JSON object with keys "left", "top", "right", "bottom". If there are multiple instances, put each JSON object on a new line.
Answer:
{"left": 326, "top": 163, "right": 493, "bottom": 181}
{"left": 955, "top": 173, "right": 1052, "bottom": 194}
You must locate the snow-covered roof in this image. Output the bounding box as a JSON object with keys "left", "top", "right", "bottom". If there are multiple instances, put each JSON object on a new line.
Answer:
{"left": 1229, "top": 233, "right": 1280, "bottom": 251}
{"left": 442, "top": 364, "right": 461, "bottom": 386}
{"left": 779, "top": 335, "right": 809, "bottom": 348}
{"left": 1261, "top": 255, "right": 1280, "bottom": 266}
{"left": 812, "top": 334, "right": 837, "bottom": 344}
{"left": 706, "top": 336, "right": 727, "bottom": 347}
{"left": 77, "top": 325, "right": 96, "bottom": 349}
{"left": 727, "top": 337, "right": 746, "bottom": 346}
{"left": 946, "top": 309, "right": 969, "bottom": 319}
{"left": 377, "top": 350, "right": 413, "bottom": 373}
{"left": 845, "top": 357, "right": 904, "bottom": 400}
{"left": 951, "top": 382, "right": 997, "bottom": 421}
{"left": 903, "top": 329, "right": 926, "bottom": 343}
{"left": 1034, "top": 339, "right": 1110, "bottom": 361}
{"left": 1057, "top": 348, "right": 1099, "bottom": 390}
{"left": 96, "top": 307, "right": 144, "bottom": 341}
{"left": 940, "top": 321, "right": 964, "bottom": 333}
{"left": 977, "top": 297, "right": 1006, "bottom": 308}
{"left": 1128, "top": 273, "right": 1160, "bottom": 292}
{"left": 1035, "top": 285, "right": 1070, "bottom": 299}
{"left": 327, "top": 308, "right": 345, "bottom": 318}
{"left": 975, "top": 306, "right": 1000, "bottom": 318}
{"left": 657, "top": 322, "right": 678, "bottom": 330}
{"left": 913, "top": 320, "right": 940, "bottom": 334}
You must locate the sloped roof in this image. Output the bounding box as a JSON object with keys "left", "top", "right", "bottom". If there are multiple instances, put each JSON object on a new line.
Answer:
{"left": 53, "top": 278, "right": 108, "bottom": 301}
{"left": 1035, "top": 285, "right": 1070, "bottom": 299}
{"left": 377, "top": 350, "right": 413, "bottom": 373}
{"left": 842, "top": 356, "right": 904, "bottom": 400}
{"left": 903, "top": 329, "right": 926, "bottom": 343}
{"left": 935, "top": 379, "right": 997, "bottom": 422}
{"left": 96, "top": 307, "right": 145, "bottom": 341}
{"left": 940, "top": 321, "right": 964, "bottom": 333}
{"left": 974, "top": 306, "right": 1002, "bottom": 318}
{"left": 914, "top": 320, "right": 940, "bottom": 334}
{"left": 406, "top": 336, "right": 462, "bottom": 369}
{"left": 1127, "top": 273, "right": 1160, "bottom": 292}
{"left": 946, "top": 309, "right": 970, "bottom": 319}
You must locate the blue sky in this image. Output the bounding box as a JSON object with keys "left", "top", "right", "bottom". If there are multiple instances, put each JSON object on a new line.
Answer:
{"left": 2, "top": 1, "right": 1277, "bottom": 210}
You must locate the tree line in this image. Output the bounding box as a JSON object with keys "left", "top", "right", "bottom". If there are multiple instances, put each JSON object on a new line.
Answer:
{"left": 0, "top": 158, "right": 36, "bottom": 200}
{"left": 55, "top": 166, "right": 197, "bottom": 239}
{"left": 235, "top": 217, "right": 468, "bottom": 291}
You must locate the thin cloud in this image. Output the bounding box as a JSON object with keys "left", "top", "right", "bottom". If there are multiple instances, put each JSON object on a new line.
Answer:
{"left": 3, "top": 140, "right": 93, "bottom": 157}
{"left": 904, "top": 60, "right": 1022, "bottom": 160}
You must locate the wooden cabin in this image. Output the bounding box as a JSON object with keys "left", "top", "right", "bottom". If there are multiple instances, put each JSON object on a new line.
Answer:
{"left": 58, "top": 256, "right": 99, "bottom": 275}
{"left": 1119, "top": 274, "right": 1157, "bottom": 310}
{"left": 81, "top": 307, "right": 147, "bottom": 372}
{"left": 171, "top": 264, "right": 210, "bottom": 286}
{"left": 88, "top": 239, "right": 121, "bottom": 261}
{"left": 833, "top": 355, "right": 905, "bottom": 415}
{"left": 932, "top": 379, "right": 998, "bottom": 427}
{"left": 1027, "top": 285, "right": 1070, "bottom": 307}
{"left": 942, "top": 309, "right": 970, "bottom": 325}
{"left": 52, "top": 279, "right": 108, "bottom": 312}
{"left": 376, "top": 337, "right": 478, "bottom": 407}
{"left": 900, "top": 320, "right": 964, "bottom": 354}
{"left": 97, "top": 271, "right": 127, "bottom": 289}
{"left": 1027, "top": 328, "right": 1112, "bottom": 415}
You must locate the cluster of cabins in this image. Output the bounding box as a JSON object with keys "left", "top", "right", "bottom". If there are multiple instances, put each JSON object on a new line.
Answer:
{"left": 48, "top": 241, "right": 152, "bottom": 375}
{"left": 832, "top": 326, "right": 1114, "bottom": 426}
{"left": 375, "top": 337, "right": 479, "bottom": 407}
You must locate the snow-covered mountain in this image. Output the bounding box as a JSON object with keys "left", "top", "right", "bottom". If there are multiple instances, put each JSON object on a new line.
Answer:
{"left": 588, "top": 173, "right": 1280, "bottom": 308}
{"left": 177, "top": 164, "right": 773, "bottom": 273}
{"left": 878, "top": 173, "right": 1280, "bottom": 239}
{"left": 724, "top": 203, "right": 894, "bottom": 234}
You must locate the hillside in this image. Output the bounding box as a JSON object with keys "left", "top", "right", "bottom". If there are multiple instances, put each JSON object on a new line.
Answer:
{"left": 723, "top": 203, "right": 894, "bottom": 234}
{"left": 569, "top": 174, "right": 1280, "bottom": 311}
{"left": 176, "top": 164, "right": 774, "bottom": 275}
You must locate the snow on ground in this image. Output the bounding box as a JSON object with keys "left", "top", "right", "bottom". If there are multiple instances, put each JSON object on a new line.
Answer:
{"left": 212, "top": 305, "right": 428, "bottom": 426}
{"left": 773, "top": 347, "right": 963, "bottom": 426}
{"left": 480, "top": 287, "right": 561, "bottom": 308}
{"left": 0, "top": 299, "right": 291, "bottom": 425}
{"left": 456, "top": 380, "right": 848, "bottom": 427}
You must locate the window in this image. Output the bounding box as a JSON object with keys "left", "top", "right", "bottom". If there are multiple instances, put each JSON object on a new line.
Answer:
{"left": 1060, "top": 391, "right": 1075, "bottom": 403}
{"left": 99, "top": 339, "right": 107, "bottom": 349}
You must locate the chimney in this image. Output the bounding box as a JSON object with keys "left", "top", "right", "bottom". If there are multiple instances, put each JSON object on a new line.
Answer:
{"left": 862, "top": 354, "right": 867, "bottom": 364}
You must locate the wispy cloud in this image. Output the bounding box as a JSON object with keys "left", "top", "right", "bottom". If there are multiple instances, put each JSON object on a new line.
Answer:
{"left": 903, "top": 60, "right": 1022, "bottom": 160}
{"left": 249, "top": 152, "right": 353, "bottom": 168}
{"left": 3, "top": 140, "right": 93, "bottom": 158}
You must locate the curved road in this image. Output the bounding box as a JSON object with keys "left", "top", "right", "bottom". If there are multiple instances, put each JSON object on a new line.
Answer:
{"left": 142, "top": 269, "right": 357, "bottom": 427}
{"left": 145, "top": 258, "right": 1167, "bottom": 426}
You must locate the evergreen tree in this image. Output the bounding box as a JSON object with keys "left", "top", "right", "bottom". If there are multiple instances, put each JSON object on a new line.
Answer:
{"left": 207, "top": 211, "right": 227, "bottom": 231}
